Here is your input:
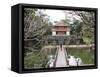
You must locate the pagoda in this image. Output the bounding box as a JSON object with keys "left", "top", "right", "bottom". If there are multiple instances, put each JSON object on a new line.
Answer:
{"left": 52, "top": 20, "right": 70, "bottom": 36}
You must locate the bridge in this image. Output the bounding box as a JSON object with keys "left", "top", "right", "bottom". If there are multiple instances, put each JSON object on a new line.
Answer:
{"left": 46, "top": 45, "right": 68, "bottom": 68}
{"left": 55, "top": 46, "right": 67, "bottom": 67}
{"left": 46, "top": 44, "right": 94, "bottom": 68}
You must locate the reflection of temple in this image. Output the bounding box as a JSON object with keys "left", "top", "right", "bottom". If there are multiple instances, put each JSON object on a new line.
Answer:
{"left": 52, "top": 21, "right": 70, "bottom": 36}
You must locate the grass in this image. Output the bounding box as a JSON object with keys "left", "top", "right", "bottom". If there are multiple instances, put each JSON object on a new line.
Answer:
{"left": 66, "top": 47, "right": 94, "bottom": 64}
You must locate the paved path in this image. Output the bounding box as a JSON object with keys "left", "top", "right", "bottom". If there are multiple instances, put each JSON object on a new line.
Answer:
{"left": 56, "top": 46, "right": 67, "bottom": 67}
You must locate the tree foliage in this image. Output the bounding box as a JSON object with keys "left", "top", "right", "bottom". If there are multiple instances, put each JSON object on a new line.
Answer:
{"left": 24, "top": 8, "right": 52, "bottom": 55}
{"left": 75, "top": 11, "right": 95, "bottom": 44}
{"left": 65, "top": 11, "right": 95, "bottom": 44}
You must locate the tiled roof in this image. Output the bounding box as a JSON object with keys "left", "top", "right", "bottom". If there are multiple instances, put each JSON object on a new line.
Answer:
{"left": 54, "top": 21, "right": 69, "bottom": 26}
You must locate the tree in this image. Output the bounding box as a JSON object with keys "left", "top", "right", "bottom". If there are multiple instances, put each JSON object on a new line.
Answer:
{"left": 75, "top": 11, "right": 95, "bottom": 44}
{"left": 70, "top": 20, "right": 82, "bottom": 35}
{"left": 64, "top": 11, "right": 95, "bottom": 44}
{"left": 24, "top": 8, "right": 52, "bottom": 55}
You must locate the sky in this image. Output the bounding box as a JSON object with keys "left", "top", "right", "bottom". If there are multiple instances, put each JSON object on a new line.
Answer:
{"left": 44, "top": 9, "right": 81, "bottom": 24}
{"left": 45, "top": 9, "right": 66, "bottom": 23}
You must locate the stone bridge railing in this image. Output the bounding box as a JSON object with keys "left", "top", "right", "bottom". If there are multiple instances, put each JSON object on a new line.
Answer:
{"left": 43, "top": 35, "right": 83, "bottom": 45}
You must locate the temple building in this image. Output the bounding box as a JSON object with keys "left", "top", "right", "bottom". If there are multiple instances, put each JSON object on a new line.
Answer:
{"left": 52, "top": 21, "right": 70, "bottom": 36}
{"left": 44, "top": 20, "right": 82, "bottom": 45}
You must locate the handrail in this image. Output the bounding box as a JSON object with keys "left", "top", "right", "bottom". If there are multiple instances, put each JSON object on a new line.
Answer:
{"left": 45, "top": 47, "right": 58, "bottom": 68}
{"left": 64, "top": 47, "right": 69, "bottom": 66}
{"left": 53, "top": 47, "right": 59, "bottom": 67}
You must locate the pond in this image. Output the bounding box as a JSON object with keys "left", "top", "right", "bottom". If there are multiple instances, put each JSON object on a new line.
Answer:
{"left": 66, "top": 47, "right": 94, "bottom": 65}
